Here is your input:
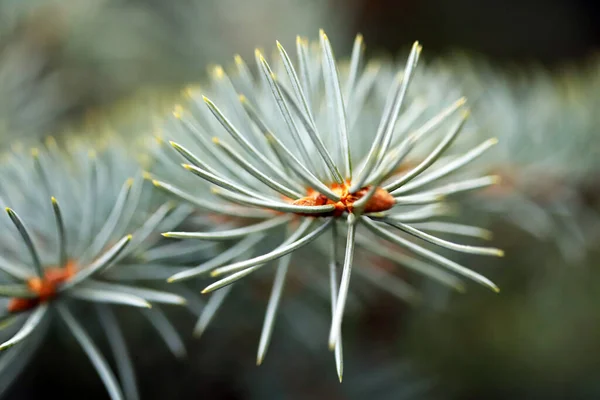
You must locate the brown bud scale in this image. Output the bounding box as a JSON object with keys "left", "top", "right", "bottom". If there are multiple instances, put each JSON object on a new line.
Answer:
{"left": 290, "top": 181, "right": 395, "bottom": 217}
{"left": 7, "top": 260, "right": 77, "bottom": 313}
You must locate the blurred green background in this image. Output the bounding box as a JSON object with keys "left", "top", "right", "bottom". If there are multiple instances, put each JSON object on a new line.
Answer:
{"left": 2, "top": 0, "right": 600, "bottom": 399}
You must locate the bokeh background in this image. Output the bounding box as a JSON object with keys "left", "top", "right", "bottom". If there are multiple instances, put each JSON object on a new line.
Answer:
{"left": 3, "top": 0, "right": 600, "bottom": 399}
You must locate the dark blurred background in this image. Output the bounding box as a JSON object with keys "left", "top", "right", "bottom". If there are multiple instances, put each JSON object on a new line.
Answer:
{"left": 349, "top": 0, "right": 600, "bottom": 65}
{"left": 3, "top": 0, "right": 600, "bottom": 399}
